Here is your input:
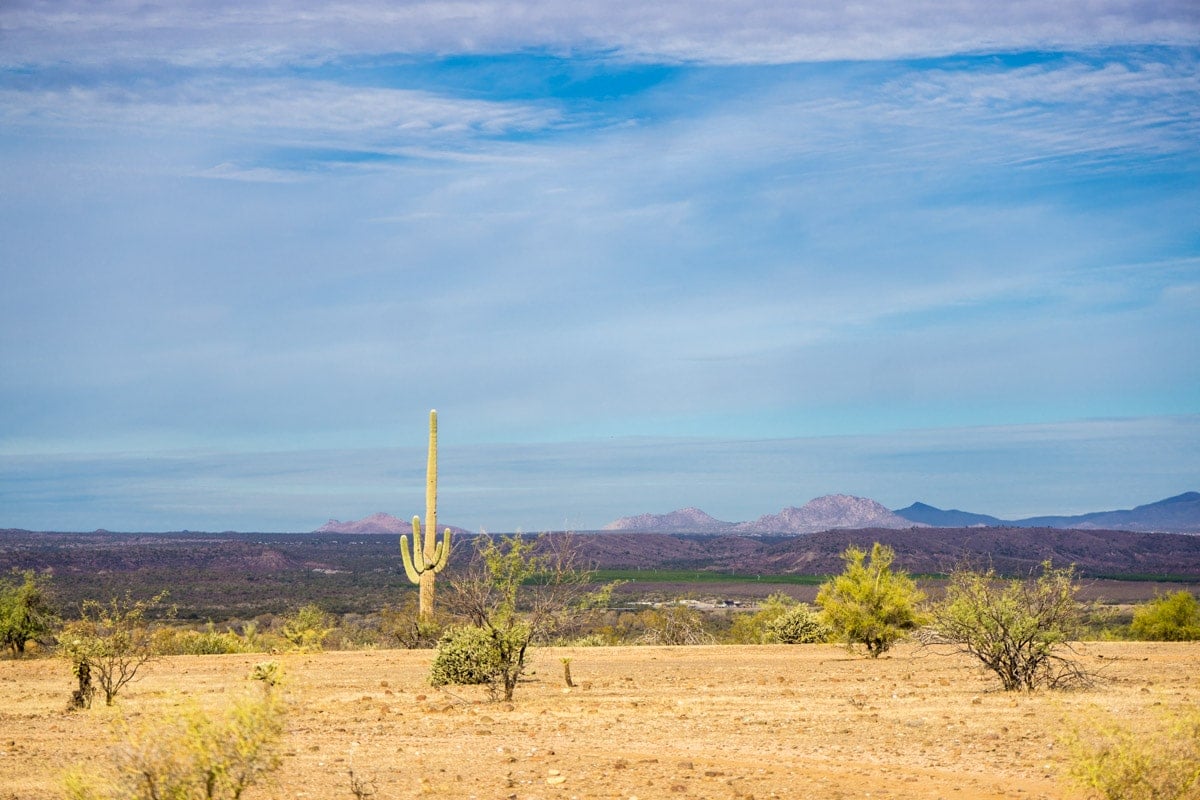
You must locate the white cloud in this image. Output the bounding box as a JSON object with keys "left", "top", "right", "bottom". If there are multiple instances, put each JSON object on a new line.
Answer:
{"left": 3, "top": 0, "right": 1197, "bottom": 67}
{"left": 0, "top": 78, "right": 561, "bottom": 148}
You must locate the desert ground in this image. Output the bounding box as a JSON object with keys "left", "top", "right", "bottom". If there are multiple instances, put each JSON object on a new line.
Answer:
{"left": 1, "top": 641, "right": 1197, "bottom": 800}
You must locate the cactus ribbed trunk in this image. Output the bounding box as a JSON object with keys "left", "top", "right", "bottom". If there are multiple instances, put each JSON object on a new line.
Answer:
{"left": 420, "top": 410, "right": 438, "bottom": 619}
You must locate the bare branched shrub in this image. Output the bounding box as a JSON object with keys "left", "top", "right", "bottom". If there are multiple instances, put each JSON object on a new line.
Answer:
{"left": 58, "top": 591, "right": 171, "bottom": 706}
{"left": 379, "top": 594, "right": 446, "bottom": 649}
{"left": 928, "top": 561, "right": 1095, "bottom": 691}
{"left": 636, "top": 604, "right": 715, "bottom": 645}
{"left": 348, "top": 768, "right": 377, "bottom": 800}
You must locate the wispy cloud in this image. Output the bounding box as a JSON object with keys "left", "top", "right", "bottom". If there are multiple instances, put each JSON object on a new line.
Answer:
{"left": 4, "top": 0, "right": 1197, "bottom": 68}
{"left": 0, "top": 77, "right": 563, "bottom": 152}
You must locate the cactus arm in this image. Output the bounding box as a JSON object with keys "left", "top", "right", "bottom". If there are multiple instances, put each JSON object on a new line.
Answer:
{"left": 399, "top": 534, "right": 422, "bottom": 584}
{"left": 411, "top": 516, "right": 427, "bottom": 572}
{"left": 427, "top": 528, "right": 452, "bottom": 573}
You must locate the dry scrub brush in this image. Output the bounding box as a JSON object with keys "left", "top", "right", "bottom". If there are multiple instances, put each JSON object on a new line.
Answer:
{"left": 59, "top": 591, "right": 171, "bottom": 706}
{"left": 1062, "top": 704, "right": 1200, "bottom": 800}
{"left": 63, "top": 670, "right": 286, "bottom": 800}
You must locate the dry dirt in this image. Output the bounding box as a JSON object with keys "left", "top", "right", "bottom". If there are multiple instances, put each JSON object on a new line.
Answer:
{"left": 1, "top": 641, "right": 1197, "bottom": 800}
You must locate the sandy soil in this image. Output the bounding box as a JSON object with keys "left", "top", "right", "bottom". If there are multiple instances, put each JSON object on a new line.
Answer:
{"left": 2, "top": 641, "right": 1197, "bottom": 800}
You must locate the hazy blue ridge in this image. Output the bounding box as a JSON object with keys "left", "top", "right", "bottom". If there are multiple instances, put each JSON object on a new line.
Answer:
{"left": 894, "top": 492, "right": 1200, "bottom": 532}
{"left": 891, "top": 502, "right": 1006, "bottom": 528}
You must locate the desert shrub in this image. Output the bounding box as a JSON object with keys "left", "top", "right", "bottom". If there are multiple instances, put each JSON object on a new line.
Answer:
{"left": 726, "top": 593, "right": 797, "bottom": 644}
{"left": 152, "top": 622, "right": 248, "bottom": 656}
{"left": 765, "top": 604, "right": 830, "bottom": 644}
{"left": 237, "top": 620, "right": 265, "bottom": 651}
{"left": 59, "top": 591, "right": 171, "bottom": 706}
{"left": 326, "top": 612, "right": 382, "bottom": 650}
{"left": 816, "top": 543, "right": 926, "bottom": 658}
{"left": 1062, "top": 704, "right": 1200, "bottom": 800}
{"left": 279, "top": 603, "right": 333, "bottom": 652}
{"left": 429, "top": 624, "right": 503, "bottom": 687}
{"left": 448, "top": 533, "right": 594, "bottom": 701}
{"left": 928, "top": 562, "right": 1093, "bottom": 691}
{"left": 249, "top": 660, "right": 283, "bottom": 687}
{"left": 636, "top": 604, "right": 716, "bottom": 645}
{"left": 380, "top": 595, "right": 446, "bottom": 649}
{"left": 1129, "top": 591, "right": 1200, "bottom": 641}
{"left": 62, "top": 684, "right": 286, "bottom": 800}
{"left": 0, "top": 569, "right": 58, "bottom": 657}
{"left": 568, "top": 632, "right": 609, "bottom": 647}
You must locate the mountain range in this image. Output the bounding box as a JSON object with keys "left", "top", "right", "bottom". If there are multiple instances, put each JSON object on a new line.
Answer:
{"left": 316, "top": 513, "right": 472, "bottom": 536}
{"left": 602, "top": 492, "right": 1200, "bottom": 535}
{"left": 316, "top": 491, "right": 1200, "bottom": 536}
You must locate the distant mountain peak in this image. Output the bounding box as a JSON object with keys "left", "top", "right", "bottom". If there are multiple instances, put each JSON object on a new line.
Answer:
{"left": 315, "top": 513, "right": 472, "bottom": 535}
{"left": 893, "top": 502, "right": 1004, "bottom": 528}
{"left": 317, "top": 513, "right": 409, "bottom": 534}
{"left": 735, "top": 494, "right": 917, "bottom": 534}
{"left": 603, "top": 507, "right": 734, "bottom": 533}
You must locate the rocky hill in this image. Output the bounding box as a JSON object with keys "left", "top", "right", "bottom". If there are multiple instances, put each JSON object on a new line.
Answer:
{"left": 734, "top": 495, "right": 915, "bottom": 534}
{"left": 603, "top": 507, "right": 735, "bottom": 533}
{"left": 316, "top": 512, "right": 410, "bottom": 534}
{"left": 316, "top": 512, "right": 471, "bottom": 536}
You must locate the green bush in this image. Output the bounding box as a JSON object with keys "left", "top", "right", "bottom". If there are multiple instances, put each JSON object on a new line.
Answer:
{"left": 249, "top": 660, "right": 283, "bottom": 688}
{"left": 279, "top": 604, "right": 333, "bottom": 652}
{"left": 726, "top": 593, "right": 796, "bottom": 644}
{"left": 765, "top": 605, "right": 830, "bottom": 644}
{"left": 0, "top": 569, "right": 58, "bottom": 657}
{"left": 429, "top": 625, "right": 502, "bottom": 687}
{"left": 1130, "top": 591, "right": 1200, "bottom": 641}
{"left": 1062, "top": 704, "right": 1200, "bottom": 800}
{"left": 152, "top": 623, "right": 248, "bottom": 655}
{"left": 816, "top": 543, "right": 926, "bottom": 658}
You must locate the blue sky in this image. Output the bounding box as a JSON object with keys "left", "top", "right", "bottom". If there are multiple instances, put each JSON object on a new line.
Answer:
{"left": 1, "top": 1, "right": 1198, "bottom": 532}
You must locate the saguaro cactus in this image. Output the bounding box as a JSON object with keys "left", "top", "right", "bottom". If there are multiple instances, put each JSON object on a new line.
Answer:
{"left": 400, "top": 409, "right": 452, "bottom": 620}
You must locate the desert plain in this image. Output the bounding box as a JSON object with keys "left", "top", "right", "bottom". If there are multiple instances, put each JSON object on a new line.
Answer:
{"left": 1, "top": 640, "right": 1198, "bottom": 800}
